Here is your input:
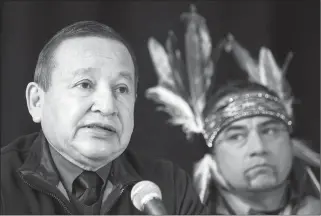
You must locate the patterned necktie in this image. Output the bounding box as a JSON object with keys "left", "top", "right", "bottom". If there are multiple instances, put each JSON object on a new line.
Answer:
{"left": 72, "top": 171, "right": 104, "bottom": 206}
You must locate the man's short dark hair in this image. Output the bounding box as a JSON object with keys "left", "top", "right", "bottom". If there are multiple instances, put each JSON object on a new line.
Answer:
{"left": 203, "top": 80, "right": 279, "bottom": 118}
{"left": 34, "top": 20, "right": 138, "bottom": 92}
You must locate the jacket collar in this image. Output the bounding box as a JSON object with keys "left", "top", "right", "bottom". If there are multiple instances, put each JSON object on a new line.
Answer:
{"left": 18, "top": 131, "right": 60, "bottom": 185}
{"left": 18, "top": 131, "right": 142, "bottom": 189}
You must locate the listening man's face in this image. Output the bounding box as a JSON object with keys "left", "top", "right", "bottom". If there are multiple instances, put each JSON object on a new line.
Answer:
{"left": 213, "top": 116, "right": 293, "bottom": 192}
{"left": 40, "top": 36, "right": 136, "bottom": 171}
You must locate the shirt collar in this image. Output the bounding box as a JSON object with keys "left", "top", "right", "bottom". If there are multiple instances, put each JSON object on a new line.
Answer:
{"left": 49, "top": 144, "right": 111, "bottom": 193}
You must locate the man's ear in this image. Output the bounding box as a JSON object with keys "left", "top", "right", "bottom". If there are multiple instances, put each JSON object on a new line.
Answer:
{"left": 26, "top": 82, "right": 44, "bottom": 123}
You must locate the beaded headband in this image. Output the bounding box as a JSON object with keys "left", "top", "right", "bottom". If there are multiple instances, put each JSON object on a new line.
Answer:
{"left": 203, "top": 91, "right": 293, "bottom": 147}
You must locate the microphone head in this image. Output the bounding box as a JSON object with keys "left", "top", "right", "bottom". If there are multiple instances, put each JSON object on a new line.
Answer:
{"left": 130, "top": 180, "right": 162, "bottom": 211}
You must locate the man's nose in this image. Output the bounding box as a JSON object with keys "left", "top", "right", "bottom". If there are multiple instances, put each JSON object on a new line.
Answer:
{"left": 248, "top": 131, "right": 267, "bottom": 156}
{"left": 91, "top": 87, "right": 118, "bottom": 116}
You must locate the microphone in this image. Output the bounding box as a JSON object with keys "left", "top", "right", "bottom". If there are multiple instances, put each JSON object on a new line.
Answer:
{"left": 130, "top": 180, "right": 168, "bottom": 215}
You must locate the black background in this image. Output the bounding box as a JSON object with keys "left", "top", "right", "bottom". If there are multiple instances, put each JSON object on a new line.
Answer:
{"left": 1, "top": 1, "right": 319, "bottom": 175}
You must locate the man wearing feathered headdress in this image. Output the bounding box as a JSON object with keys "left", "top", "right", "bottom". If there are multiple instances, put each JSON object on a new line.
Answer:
{"left": 146, "top": 5, "right": 320, "bottom": 215}
{"left": 199, "top": 79, "right": 320, "bottom": 214}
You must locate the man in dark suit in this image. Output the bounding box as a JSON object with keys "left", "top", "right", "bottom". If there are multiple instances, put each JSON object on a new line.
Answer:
{"left": 1, "top": 20, "right": 207, "bottom": 215}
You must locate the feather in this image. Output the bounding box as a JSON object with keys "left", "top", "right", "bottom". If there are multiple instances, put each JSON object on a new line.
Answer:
{"left": 281, "top": 52, "right": 294, "bottom": 115}
{"left": 145, "top": 86, "right": 204, "bottom": 135}
{"left": 193, "top": 155, "right": 212, "bottom": 203}
{"left": 147, "top": 37, "right": 176, "bottom": 90}
{"left": 165, "top": 31, "right": 189, "bottom": 100}
{"left": 258, "top": 48, "right": 284, "bottom": 95}
{"left": 181, "top": 5, "right": 212, "bottom": 118}
{"left": 193, "top": 154, "right": 228, "bottom": 203}
{"left": 224, "top": 34, "right": 261, "bottom": 83}
{"left": 259, "top": 48, "right": 294, "bottom": 101}
{"left": 259, "top": 48, "right": 295, "bottom": 116}
{"left": 292, "top": 138, "right": 320, "bottom": 195}
{"left": 305, "top": 167, "right": 321, "bottom": 194}
{"left": 282, "top": 52, "right": 294, "bottom": 75}
{"left": 283, "top": 97, "right": 294, "bottom": 117}
{"left": 200, "top": 24, "right": 214, "bottom": 94}
{"left": 292, "top": 139, "right": 320, "bottom": 167}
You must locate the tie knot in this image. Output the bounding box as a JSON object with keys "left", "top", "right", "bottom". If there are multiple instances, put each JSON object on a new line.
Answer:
{"left": 77, "top": 171, "right": 103, "bottom": 189}
{"left": 72, "top": 171, "right": 104, "bottom": 206}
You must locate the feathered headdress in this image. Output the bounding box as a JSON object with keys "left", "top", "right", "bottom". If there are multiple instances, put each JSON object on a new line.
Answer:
{"left": 221, "top": 33, "right": 320, "bottom": 197}
{"left": 146, "top": 5, "right": 320, "bottom": 203}
{"left": 146, "top": 5, "right": 221, "bottom": 138}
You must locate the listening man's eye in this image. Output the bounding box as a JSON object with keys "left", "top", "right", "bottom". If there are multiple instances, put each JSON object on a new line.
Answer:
{"left": 262, "top": 125, "right": 285, "bottom": 135}
{"left": 267, "top": 128, "right": 275, "bottom": 134}
{"left": 115, "top": 85, "right": 129, "bottom": 94}
{"left": 262, "top": 127, "right": 278, "bottom": 136}
{"left": 261, "top": 122, "right": 288, "bottom": 135}
{"left": 226, "top": 133, "right": 245, "bottom": 141}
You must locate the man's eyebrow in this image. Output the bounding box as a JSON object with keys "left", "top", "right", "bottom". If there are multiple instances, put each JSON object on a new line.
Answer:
{"left": 223, "top": 125, "right": 247, "bottom": 134}
{"left": 71, "top": 67, "right": 95, "bottom": 76}
{"left": 258, "top": 119, "right": 284, "bottom": 128}
{"left": 70, "top": 68, "right": 134, "bottom": 82}
{"left": 118, "top": 71, "right": 134, "bottom": 81}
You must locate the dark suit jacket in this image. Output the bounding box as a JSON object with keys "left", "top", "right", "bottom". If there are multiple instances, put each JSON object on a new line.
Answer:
{"left": 1, "top": 132, "right": 208, "bottom": 215}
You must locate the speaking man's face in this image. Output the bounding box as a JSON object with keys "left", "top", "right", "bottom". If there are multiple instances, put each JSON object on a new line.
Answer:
{"left": 40, "top": 36, "right": 136, "bottom": 170}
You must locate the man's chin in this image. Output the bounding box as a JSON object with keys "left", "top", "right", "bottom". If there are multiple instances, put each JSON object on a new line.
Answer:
{"left": 73, "top": 138, "right": 116, "bottom": 154}
{"left": 248, "top": 174, "right": 278, "bottom": 191}
{"left": 78, "top": 145, "right": 125, "bottom": 162}
{"left": 79, "top": 147, "right": 116, "bottom": 160}
{"left": 70, "top": 139, "right": 127, "bottom": 167}
{"left": 70, "top": 152, "right": 112, "bottom": 171}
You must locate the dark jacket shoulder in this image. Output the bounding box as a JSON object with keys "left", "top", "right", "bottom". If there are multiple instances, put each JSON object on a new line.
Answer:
{"left": 1, "top": 132, "right": 39, "bottom": 157}
{"left": 1, "top": 132, "right": 39, "bottom": 179}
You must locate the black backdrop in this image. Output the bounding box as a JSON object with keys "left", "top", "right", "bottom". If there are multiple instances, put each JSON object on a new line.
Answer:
{"left": 1, "top": 1, "right": 320, "bottom": 175}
